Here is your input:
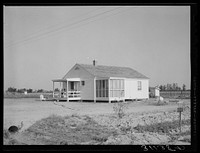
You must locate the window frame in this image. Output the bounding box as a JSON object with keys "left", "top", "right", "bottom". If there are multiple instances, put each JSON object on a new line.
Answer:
{"left": 110, "top": 79, "right": 124, "bottom": 97}
{"left": 96, "top": 80, "right": 108, "bottom": 98}
{"left": 138, "top": 81, "right": 142, "bottom": 90}
{"left": 81, "top": 81, "right": 85, "bottom": 86}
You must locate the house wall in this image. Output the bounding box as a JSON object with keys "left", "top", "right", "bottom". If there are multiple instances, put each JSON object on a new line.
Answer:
{"left": 63, "top": 64, "right": 94, "bottom": 79}
{"left": 125, "top": 79, "right": 149, "bottom": 99}
{"left": 81, "top": 78, "right": 95, "bottom": 100}
{"left": 63, "top": 64, "right": 95, "bottom": 100}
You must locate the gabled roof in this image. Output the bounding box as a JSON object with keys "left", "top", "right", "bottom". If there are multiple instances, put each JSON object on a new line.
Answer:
{"left": 77, "top": 64, "right": 149, "bottom": 79}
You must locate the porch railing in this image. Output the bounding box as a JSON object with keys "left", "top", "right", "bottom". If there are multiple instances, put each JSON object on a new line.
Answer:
{"left": 68, "top": 91, "right": 81, "bottom": 98}
{"left": 53, "top": 91, "right": 81, "bottom": 98}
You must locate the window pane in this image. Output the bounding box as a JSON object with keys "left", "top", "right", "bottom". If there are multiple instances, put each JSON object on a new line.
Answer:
{"left": 115, "top": 80, "right": 117, "bottom": 89}
{"left": 96, "top": 89, "right": 98, "bottom": 97}
{"left": 138, "top": 81, "right": 142, "bottom": 90}
{"left": 112, "top": 80, "right": 115, "bottom": 89}
{"left": 116, "top": 80, "right": 118, "bottom": 89}
{"left": 98, "top": 80, "right": 100, "bottom": 90}
{"left": 96, "top": 80, "right": 99, "bottom": 97}
{"left": 82, "top": 81, "right": 85, "bottom": 86}
{"left": 105, "top": 89, "right": 108, "bottom": 97}
{"left": 114, "top": 90, "right": 117, "bottom": 97}
{"left": 118, "top": 90, "right": 120, "bottom": 97}
{"left": 121, "top": 90, "right": 124, "bottom": 97}
{"left": 101, "top": 80, "right": 103, "bottom": 97}
{"left": 105, "top": 80, "right": 108, "bottom": 89}
{"left": 99, "top": 81, "right": 101, "bottom": 97}
{"left": 103, "top": 80, "right": 105, "bottom": 97}
{"left": 71, "top": 82, "right": 74, "bottom": 90}
{"left": 117, "top": 80, "right": 120, "bottom": 89}
{"left": 110, "top": 90, "right": 113, "bottom": 97}
{"left": 103, "top": 80, "right": 105, "bottom": 89}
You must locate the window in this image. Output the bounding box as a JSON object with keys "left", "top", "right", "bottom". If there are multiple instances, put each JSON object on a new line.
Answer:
{"left": 71, "top": 82, "right": 74, "bottom": 90}
{"left": 110, "top": 79, "right": 124, "bottom": 97}
{"left": 81, "top": 81, "right": 85, "bottom": 86}
{"left": 96, "top": 80, "right": 108, "bottom": 98}
{"left": 138, "top": 81, "right": 142, "bottom": 90}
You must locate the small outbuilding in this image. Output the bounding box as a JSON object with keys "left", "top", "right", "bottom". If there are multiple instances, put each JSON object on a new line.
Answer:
{"left": 149, "top": 86, "right": 160, "bottom": 98}
{"left": 52, "top": 61, "right": 149, "bottom": 103}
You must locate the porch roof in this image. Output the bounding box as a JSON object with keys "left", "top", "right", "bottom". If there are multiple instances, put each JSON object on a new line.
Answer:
{"left": 52, "top": 79, "right": 67, "bottom": 82}
{"left": 52, "top": 78, "right": 81, "bottom": 82}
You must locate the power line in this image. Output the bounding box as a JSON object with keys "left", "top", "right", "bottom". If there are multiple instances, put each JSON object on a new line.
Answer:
{"left": 5, "top": 7, "right": 122, "bottom": 48}
{"left": 4, "top": 7, "right": 105, "bottom": 46}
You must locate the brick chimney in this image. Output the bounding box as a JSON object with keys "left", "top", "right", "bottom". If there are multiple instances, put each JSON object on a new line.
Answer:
{"left": 93, "top": 60, "right": 96, "bottom": 66}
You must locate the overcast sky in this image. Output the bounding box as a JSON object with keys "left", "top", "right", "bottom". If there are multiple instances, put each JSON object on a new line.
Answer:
{"left": 4, "top": 6, "right": 190, "bottom": 90}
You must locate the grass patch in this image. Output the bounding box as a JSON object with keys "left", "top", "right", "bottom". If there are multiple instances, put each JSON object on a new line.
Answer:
{"left": 134, "top": 119, "right": 190, "bottom": 134}
{"left": 21, "top": 114, "right": 118, "bottom": 145}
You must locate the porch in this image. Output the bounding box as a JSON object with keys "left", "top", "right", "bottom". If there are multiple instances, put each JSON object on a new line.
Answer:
{"left": 52, "top": 78, "right": 81, "bottom": 101}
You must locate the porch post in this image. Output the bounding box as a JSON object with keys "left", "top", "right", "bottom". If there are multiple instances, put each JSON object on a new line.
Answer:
{"left": 60, "top": 82, "right": 61, "bottom": 98}
{"left": 53, "top": 81, "right": 55, "bottom": 98}
{"left": 94, "top": 77, "right": 96, "bottom": 103}
{"left": 67, "top": 80, "right": 69, "bottom": 102}
{"left": 79, "top": 80, "right": 82, "bottom": 101}
{"left": 108, "top": 78, "right": 111, "bottom": 103}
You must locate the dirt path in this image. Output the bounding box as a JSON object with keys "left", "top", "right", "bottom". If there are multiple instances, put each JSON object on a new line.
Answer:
{"left": 4, "top": 98, "right": 190, "bottom": 131}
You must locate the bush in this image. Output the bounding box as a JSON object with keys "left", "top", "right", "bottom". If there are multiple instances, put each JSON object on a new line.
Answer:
{"left": 113, "top": 102, "right": 128, "bottom": 118}
{"left": 7, "top": 87, "right": 17, "bottom": 92}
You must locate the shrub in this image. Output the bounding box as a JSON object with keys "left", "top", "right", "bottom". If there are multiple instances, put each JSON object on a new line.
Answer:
{"left": 113, "top": 102, "right": 128, "bottom": 118}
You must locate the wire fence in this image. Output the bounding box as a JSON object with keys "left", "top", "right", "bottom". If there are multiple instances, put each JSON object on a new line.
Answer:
{"left": 160, "top": 90, "right": 190, "bottom": 98}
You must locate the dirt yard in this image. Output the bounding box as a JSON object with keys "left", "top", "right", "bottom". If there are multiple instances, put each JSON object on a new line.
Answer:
{"left": 4, "top": 98, "right": 191, "bottom": 145}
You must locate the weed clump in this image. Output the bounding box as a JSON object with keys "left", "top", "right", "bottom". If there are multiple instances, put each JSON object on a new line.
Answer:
{"left": 113, "top": 102, "right": 128, "bottom": 118}
{"left": 134, "top": 119, "right": 190, "bottom": 134}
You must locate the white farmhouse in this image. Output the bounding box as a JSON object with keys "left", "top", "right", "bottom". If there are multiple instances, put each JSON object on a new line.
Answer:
{"left": 52, "top": 61, "right": 149, "bottom": 103}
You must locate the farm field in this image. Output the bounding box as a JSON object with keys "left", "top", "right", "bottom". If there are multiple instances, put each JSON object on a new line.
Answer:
{"left": 3, "top": 98, "right": 191, "bottom": 145}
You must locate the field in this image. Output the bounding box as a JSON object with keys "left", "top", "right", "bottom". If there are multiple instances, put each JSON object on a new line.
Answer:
{"left": 4, "top": 92, "right": 53, "bottom": 99}
{"left": 3, "top": 97, "right": 191, "bottom": 145}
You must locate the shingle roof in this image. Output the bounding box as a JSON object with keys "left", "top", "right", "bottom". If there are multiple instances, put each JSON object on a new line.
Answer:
{"left": 78, "top": 64, "right": 149, "bottom": 79}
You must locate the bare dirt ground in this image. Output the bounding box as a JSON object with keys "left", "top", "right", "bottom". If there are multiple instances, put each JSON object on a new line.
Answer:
{"left": 4, "top": 98, "right": 191, "bottom": 145}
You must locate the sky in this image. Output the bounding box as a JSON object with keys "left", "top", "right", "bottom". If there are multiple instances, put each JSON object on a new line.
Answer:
{"left": 4, "top": 6, "right": 190, "bottom": 91}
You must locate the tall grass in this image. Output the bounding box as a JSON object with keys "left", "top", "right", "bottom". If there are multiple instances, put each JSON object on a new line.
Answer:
{"left": 15, "top": 114, "right": 118, "bottom": 145}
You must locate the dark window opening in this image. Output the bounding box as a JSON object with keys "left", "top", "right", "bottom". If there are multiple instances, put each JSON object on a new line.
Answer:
{"left": 82, "top": 81, "right": 85, "bottom": 86}
{"left": 71, "top": 82, "right": 74, "bottom": 90}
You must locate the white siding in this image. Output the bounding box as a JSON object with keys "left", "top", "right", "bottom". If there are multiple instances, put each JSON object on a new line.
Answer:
{"left": 63, "top": 64, "right": 94, "bottom": 79}
{"left": 155, "top": 89, "right": 160, "bottom": 97}
{"left": 63, "top": 64, "right": 95, "bottom": 100}
{"left": 125, "top": 79, "right": 136, "bottom": 99}
{"left": 81, "top": 78, "right": 94, "bottom": 100}
{"left": 125, "top": 79, "right": 149, "bottom": 99}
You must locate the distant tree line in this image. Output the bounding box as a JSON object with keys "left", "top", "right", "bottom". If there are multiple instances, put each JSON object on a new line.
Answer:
{"left": 6, "top": 87, "right": 52, "bottom": 93}
{"left": 159, "top": 83, "right": 187, "bottom": 91}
